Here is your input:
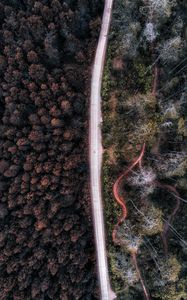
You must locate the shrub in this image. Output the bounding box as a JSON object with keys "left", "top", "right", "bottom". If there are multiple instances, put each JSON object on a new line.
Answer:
{"left": 143, "top": 22, "right": 158, "bottom": 42}
{"left": 116, "top": 221, "right": 143, "bottom": 254}
{"left": 113, "top": 252, "right": 139, "bottom": 286}
{"left": 141, "top": 206, "right": 163, "bottom": 236}
{"left": 142, "top": 0, "right": 177, "bottom": 18}
{"left": 159, "top": 37, "right": 183, "bottom": 64}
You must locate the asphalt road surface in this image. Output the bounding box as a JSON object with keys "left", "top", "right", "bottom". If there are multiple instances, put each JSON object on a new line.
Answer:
{"left": 89, "top": 0, "right": 116, "bottom": 299}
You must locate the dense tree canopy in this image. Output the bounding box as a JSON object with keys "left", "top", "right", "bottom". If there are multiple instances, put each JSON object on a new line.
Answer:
{"left": 0, "top": 0, "right": 103, "bottom": 299}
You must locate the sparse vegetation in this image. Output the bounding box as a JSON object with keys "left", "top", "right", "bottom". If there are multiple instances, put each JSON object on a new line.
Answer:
{"left": 102, "top": 0, "right": 187, "bottom": 298}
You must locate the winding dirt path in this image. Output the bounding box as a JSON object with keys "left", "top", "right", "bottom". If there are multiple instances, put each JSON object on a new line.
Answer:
{"left": 89, "top": 0, "right": 116, "bottom": 299}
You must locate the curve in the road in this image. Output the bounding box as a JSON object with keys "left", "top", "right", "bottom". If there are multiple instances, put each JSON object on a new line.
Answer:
{"left": 89, "top": 0, "right": 116, "bottom": 299}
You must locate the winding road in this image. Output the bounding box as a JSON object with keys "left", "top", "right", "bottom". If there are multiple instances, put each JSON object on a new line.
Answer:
{"left": 89, "top": 0, "right": 116, "bottom": 299}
